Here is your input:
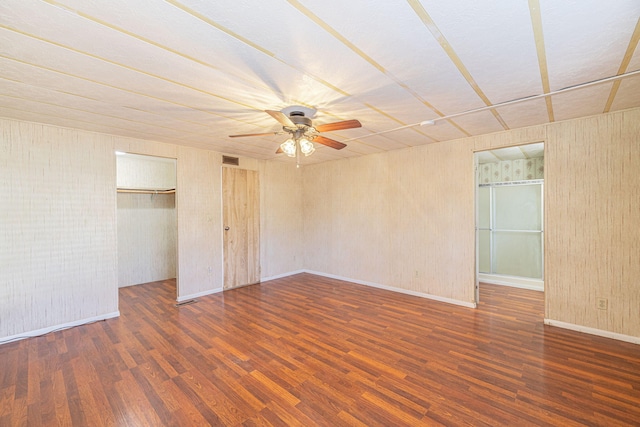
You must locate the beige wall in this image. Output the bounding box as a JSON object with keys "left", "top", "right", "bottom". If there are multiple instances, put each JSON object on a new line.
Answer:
{"left": 117, "top": 192, "right": 177, "bottom": 287}
{"left": 0, "top": 119, "right": 119, "bottom": 339}
{"left": 0, "top": 118, "right": 303, "bottom": 341}
{"left": 303, "top": 139, "right": 476, "bottom": 305}
{"left": 1, "top": 107, "right": 638, "bottom": 342}
{"left": 545, "top": 109, "right": 640, "bottom": 338}
{"left": 259, "top": 161, "right": 305, "bottom": 279}
{"left": 302, "top": 107, "right": 640, "bottom": 339}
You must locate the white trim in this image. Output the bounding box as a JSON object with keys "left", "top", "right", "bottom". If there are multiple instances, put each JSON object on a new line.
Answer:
{"left": 478, "top": 273, "right": 544, "bottom": 291}
{"left": 305, "top": 270, "right": 477, "bottom": 308}
{"left": 544, "top": 319, "right": 640, "bottom": 345}
{"left": 179, "top": 269, "right": 307, "bottom": 301}
{"left": 176, "top": 287, "right": 223, "bottom": 302}
{"left": 0, "top": 311, "right": 120, "bottom": 346}
{"left": 261, "top": 269, "right": 306, "bottom": 282}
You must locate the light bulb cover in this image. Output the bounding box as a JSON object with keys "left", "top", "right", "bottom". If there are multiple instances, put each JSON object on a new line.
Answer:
{"left": 280, "top": 139, "right": 296, "bottom": 157}
{"left": 299, "top": 138, "right": 315, "bottom": 156}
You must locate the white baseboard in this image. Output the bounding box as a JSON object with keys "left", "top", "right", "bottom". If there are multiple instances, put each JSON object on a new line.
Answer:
{"left": 178, "top": 270, "right": 306, "bottom": 301}
{"left": 0, "top": 311, "right": 120, "bottom": 346}
{"left": 544, "top": 319, "right": 640, "bottom": 345}
{"left": 260, "top": 269, "right": 306, "bottom": 282}
{"left": 478, "top": 273, "right": 544, "bottom": 291}
{"left": 305, "top": 270, "right": 477, "bottom": 309}
{"left": 177, "top": 287, "right": 223, "bottom": 302}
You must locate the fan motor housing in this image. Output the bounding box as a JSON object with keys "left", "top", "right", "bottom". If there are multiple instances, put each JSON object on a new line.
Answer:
{"left": 289, "top": 111, "right": 312, "bottom": 128}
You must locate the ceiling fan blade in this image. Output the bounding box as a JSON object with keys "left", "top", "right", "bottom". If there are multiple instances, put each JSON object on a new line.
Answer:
{"left": 266, "top": 110, "right": 295, "bottom": 127}
{"left": 229, "top": 132, "right": 279, "bottom": 138}
{"left": 314, "top": 135, "right": 347, "bottom": 150}
{"left": 315, "top": 119, "right": 361, "bottom": 133}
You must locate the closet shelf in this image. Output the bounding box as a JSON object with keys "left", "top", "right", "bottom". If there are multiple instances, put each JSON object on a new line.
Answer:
{"left": 117, "top": 188, "right": 175, "bottom": 194}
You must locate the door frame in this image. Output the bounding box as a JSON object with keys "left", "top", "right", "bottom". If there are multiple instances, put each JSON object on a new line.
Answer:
{"left": 473, "top": 142, "right": 546, "bottom": 303}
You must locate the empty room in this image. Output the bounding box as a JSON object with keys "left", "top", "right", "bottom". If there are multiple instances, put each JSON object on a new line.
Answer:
{"left": 1, "top": 1, "right": 639, "bottom": 425}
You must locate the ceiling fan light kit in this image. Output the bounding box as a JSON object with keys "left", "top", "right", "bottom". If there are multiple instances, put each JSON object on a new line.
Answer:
{"left": 229, "top": 106, "right": 361, "bottom": 164}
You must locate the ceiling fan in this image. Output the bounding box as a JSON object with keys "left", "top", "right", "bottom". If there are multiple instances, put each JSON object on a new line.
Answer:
{"left": 229, "top": 107, "right": 361, "bottom": 159}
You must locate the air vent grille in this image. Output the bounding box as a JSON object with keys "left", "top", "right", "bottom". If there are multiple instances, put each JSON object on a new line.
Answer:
{"left": 222, "top": 155, "right": 239, "bottom": 166}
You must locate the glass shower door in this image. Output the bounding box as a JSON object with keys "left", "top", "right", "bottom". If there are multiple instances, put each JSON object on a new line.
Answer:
{"left": 478, "top": 182, "right": 543, "bottom": 279}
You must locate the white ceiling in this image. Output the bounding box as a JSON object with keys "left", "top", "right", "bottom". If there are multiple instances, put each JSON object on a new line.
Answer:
{"left": 476, "top": 142, "right": 544, "bottom": 164}
{"left": 1, "top": 1, "right": 639, "bottom": 165}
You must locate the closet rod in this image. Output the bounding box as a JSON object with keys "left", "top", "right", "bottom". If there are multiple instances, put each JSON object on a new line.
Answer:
{"left": 117, "top": 188, "right": 175, "bottom": 194}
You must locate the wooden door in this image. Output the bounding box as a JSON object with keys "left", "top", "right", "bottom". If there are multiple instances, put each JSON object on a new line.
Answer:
{"left": 222, "top": 168, "right": 260, "bottom": 289}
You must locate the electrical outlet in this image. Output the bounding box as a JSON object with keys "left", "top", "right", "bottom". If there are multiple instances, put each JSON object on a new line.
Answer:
{"left": 597, "top": 298, "right": 608, "bottom": 310}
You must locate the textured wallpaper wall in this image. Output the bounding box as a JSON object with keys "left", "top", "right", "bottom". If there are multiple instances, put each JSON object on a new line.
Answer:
{"left": 0, "top": 119, "right": 304, "bottom": 341}
{"left": 2, "top": 107, "right": 638, "bottom": 342}
{"left": 0, "top": 119, "right": 118, "bottom": 339}
{"left": 478, "top": 156, "right": 544, "bottom": 183}
{"left": 302, "top": 107, "right": 640, "bottom": 339}
{"left": 117, "top": 192, "right": 177, "bottom": 287}
{"left": 303, "top": 139, "right": 475, "bottom": 306}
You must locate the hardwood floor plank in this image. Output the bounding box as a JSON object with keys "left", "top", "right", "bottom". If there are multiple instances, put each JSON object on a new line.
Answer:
{"left": 2, "top": 275, "right": 640, "bottom": 425}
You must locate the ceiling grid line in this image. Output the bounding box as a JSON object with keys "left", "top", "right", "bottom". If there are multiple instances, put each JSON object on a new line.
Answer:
{"left": 528, "top": 0, "right": 555, "bottom": 123}
{"left": 603, "top": 17, "right": 640, "bottom": 113}
{"left": 405, "top": 0, "right": 510, "bottom": 131}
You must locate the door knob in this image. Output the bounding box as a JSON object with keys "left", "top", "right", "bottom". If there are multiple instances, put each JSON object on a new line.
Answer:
{"left": 224, "top": 226, "right": 230, "bottom": 231}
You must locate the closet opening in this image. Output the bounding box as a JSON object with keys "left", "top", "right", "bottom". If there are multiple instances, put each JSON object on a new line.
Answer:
{"left": 474, "top": 142, "right": 544, "bottom": 303}
{"left": 116, "top": 152, "right": 178, "bottom": 299}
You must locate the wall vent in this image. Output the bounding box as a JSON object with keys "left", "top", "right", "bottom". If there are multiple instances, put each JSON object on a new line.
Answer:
{"left": 222, "top": 155, "right": 240, "bottom": 166}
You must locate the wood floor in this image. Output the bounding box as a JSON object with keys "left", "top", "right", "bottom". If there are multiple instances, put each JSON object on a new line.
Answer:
{"left": 1, "top": 274, "right": 639, "bottom": 426}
